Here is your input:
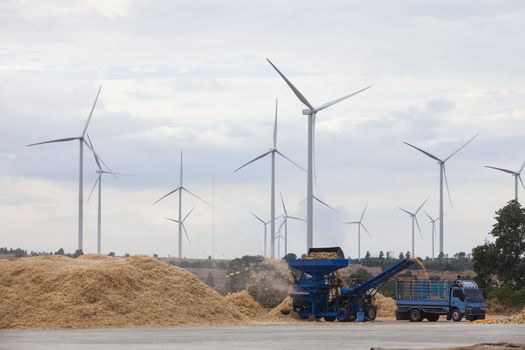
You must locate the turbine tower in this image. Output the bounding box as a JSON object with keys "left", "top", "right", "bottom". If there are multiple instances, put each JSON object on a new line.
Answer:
{"left": 403, "top": 134, "right": 478, "bottom": 256}
{"left": 86, "top": 136, "right": 131, "bottom": 254}
{"left": 278, "top": 192, "right": 305, "bottom": 257}
{"left": 267, "top": 59, "right": 371, "bottom": 251}
{"left": 399, "top": 198, "right": 428, "bottom": 258}
{"left": 343, "top": 204, "right": 372, "bottom": 260}
{"left": 424, "top": 211, "right": 441, "bottom": 259}
{"left": 252, "top": 212, "right": 271, "bottom": 257}
{"left": 484, "top": 162, "right": 525, "bottom": 201}
{"left": 235, "top": 99, "right": 304, "bottom": 258}
{"left": 27, "top": 85, "right": 102, "bottom": 252}
{"left": 164, "top": 207, "right": 195, "bottom": 250}
{"left": 154, "top": 151, "right": 209, "bottom": 258}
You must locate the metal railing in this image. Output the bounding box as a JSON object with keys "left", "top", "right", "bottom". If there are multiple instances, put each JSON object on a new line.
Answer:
{"left": 396, "top": 280, "right": 450, "bottom": 300}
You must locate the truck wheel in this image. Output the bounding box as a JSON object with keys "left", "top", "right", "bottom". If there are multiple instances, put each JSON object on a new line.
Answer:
{"left": 324, "top": 316, "right": 336, "bottom": 322}
{"left": 409, "top": 309, "right": 423, "bottom": 322}
{"left": 427, "top": 314, "right": 439, "bottom": 322}
{"left": 451, "top": 309, "right": 462, "bottom": 322}
{"left": 365, "top": 304, "right": 377, "bottom": 320}
{"left": 337, "top": 308, "right": 350, "bottom": 322}
{"left": 298, "top": 312, "right": 310, "bottom": 320}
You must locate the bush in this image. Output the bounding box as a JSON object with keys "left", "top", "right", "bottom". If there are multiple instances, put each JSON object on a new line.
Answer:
{"left": 486, "top": 287, "right": 525, "bottom": 308}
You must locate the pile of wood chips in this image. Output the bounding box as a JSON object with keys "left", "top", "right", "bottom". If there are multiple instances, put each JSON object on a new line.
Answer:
{"left": 306, "top": 252, "right": 339, "bottom": 259}
{"left": 225, "top": 290, "right": 265, "bottom": 319}
{"left": 0, "top": 254, "right": 246, "bottom": 328}
{"left": 373, "top": 293, "right": 396, "bottom": 317}
{"left": 474, "top": 309, "right": 525, "bottom": 325}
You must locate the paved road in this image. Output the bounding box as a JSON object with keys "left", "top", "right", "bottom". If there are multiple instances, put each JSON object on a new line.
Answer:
{"left": 0, "top": 323, "right": 524, "bottom": 349}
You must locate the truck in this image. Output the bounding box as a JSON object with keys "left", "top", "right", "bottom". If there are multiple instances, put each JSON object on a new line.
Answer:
{"left": 288, "top": 247, "right": 418, "bottom": 322}
{"left": 395, "top": 279, "right": 486, "bottom": 322}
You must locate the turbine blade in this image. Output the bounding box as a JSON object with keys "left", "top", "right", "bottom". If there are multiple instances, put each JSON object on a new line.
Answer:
{"left": 164, "top": 217, "right": 180, "bottom": 223}
{"left": 313, "top": 195, "right": 338, "bottom": 212}
{"left": 360, "top": 223, "right": 372, "bottom": 238}
{"left": 287, "top": 216, "right": 306, "bottom": 222}
{"left": 484, "top": 165, "right": 516, "bottom": 175}
{"left": 403, "top": 141, "right": 442, "bottom": 162}
{"left": 251, "top": 212, "right": 265, "bottom": 224}
{"left": 360, "top": 204, "right": 368, "bottom": 222}
{"left": 343, "top": 221, "right": 360, "bottom": 224}
{"left": 87, "top": 175, "right": 100, "bottom": 203}
{"left": 85, "top": 134, "right": 103, "bottom": 171}
{"left": 234, "top": 150, "right": 272, "bottom": 172}
{"left": 273, "top": 98, "right": 278, "bottom": 148}
{"left": 275, "top": 150, "right": 306, "bottom": 172}
{"left": 315, "top": 85, "right": 372, "bottom": 112}
{"left": 106, "top": 172, "right": 134, "bottom": 176}
{"left": 82, "top": 85, "right": 102, "bottom": 137}
{"left": 443, "top": 164, "right": 453, "bottom": 208}
{"left": 415, "top": 198, "right": 428, "bottom": 215}
{"left": 398, "top": 207, "right": 414, "bottom": 216}
{"left": 26, "top": 137, "right": 80, "bottom": 147}
{"left": 519, "top": 161, "right": 525, "bottom": 174}
{"left": 520, "top": 175, "right": 525, "bottom": 191}
{"left": 182, "top": 223, "right": 191, "bottom": 242}
{"left": 313, "top": 113, "right": 317, "bottom": 185}
{"left": 153, "top": 187, "right": 181, "bottom": 205}
{"left": 415, "top": 217, "right": 424, "bottom": 240}
{"left": 183, "top": 207, "right": 195, "bottom": 222}
{"left": 278, "top": 219, "right": 286, "bottom": 234}
{"left": 424, "top": 211, "right": 434, "bottom": 222}
{"left": 266, "top": 59, "right": 314, "bottom": 110}
{"left": 280, "top": 191, "right": 288, "bottom": 216}
{"left": 182, "top": 187, "right": 210, "bottom": 205}
{"left": 83, "top": 138, "right": 115, "bottom": 177}
{"left": 444, "top": 134, "right": 479, "bottom": 161}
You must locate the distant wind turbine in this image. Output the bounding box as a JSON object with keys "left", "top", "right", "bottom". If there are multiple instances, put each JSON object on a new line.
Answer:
{"left": 403, "top": 134, "right": 478, "bottom": 256}
{"left": 165, "top": 207, "right": 195, "bottom": 248}
{"left": 424, "top": 211, "right": 442, "bottom": 260}
{"left": 275, "top": 233, "right": 288, "bottom": 260}
{"left": 154, "top": 151, "right": 209, "bottom": 258}
{"left": 251, "top": 212, "right": 272, "bottom": 257}
{"left": 343, "top": 204, "right": 372, "bottom": 260}
{"left": 277, "top": 192, "right": 305, "bottom": 257}
{"left": 484, "top": 162, "right": 525, "bottom": 201}
{"left": 235, "top": 99, "right": 304, "bottom": 258}
{"left": 267, "top": 59, "right": 371, "bottom": 251}
{"left": 86, "top": 135, "right": 132, "bottom": 254}
{"left": 27, "top": 85, "right": 102, "bottom": 252}
{"left": 399, "top": 198, "right": 428, "bottom": 258}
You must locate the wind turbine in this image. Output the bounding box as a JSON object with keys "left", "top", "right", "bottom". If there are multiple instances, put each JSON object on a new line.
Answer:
{"left": 277, "top": 192, "right": 305, "bottom": 257}
{"left": 235, "top": 99, "right": 304, "bottom": 258}
{"left": 164, "top": 207, "right": 195, "bottom": 250}
{"left": 275, "top": 233, "right": 288, "bottom": 260}
{"left": 403, "top": 134, "right": 478, "bottom": 256}
{"left": 399, "top": 198, "right": 428, "bottom": 258}
{"left": 343, "top": 204, "right": 372, "bottom": 260}
{"left": 424, "top": 211, "right": 441, "bottom": 260}
{"left": 27, "top": 85, "right": 102, "bottom": 252}
{"left": 252, "top": 212, "right": 271, "bottom": 257}
{"left": 267, "top": 59, "right": 371, "bottom": 251}
{"left": 484, "top": 162, "right": 525, "bottom": 201}
{"left": 154, "top": 151, "right": 209, "bottom": 258}
{"left": 86, "top": 136, "right": 131, "bottom": 254}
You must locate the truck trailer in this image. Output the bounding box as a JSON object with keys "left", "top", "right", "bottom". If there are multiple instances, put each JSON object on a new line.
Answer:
{"left": 395, "top": 279, "right": 486, "bottom": 322}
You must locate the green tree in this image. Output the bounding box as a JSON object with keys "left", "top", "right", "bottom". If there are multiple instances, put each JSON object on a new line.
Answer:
{"left": 399, "top": 252, "right": 405, "bottom": 259}
{"left": 282, "top": 253, "right": 297, "bottom": 262}
{"left": 365, "top": 251, "right": 371, "bottom": 259}
{"left": 472, "top": 200, "right": 525, "bottom": 290}
{"left": 405, "top": 251, "right": 411, "bottom": 259}
{"left": 379, "top": 251, "right": 384, "bottom": 259}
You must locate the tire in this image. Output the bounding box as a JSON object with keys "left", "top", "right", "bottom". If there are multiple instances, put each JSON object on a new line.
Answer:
{"left": 409, "top": 309, "right": 423, "bottom": 322}
{"left": 299, "top": 312, "right": 310, "bottom": 320}
{"left": 337, "top": 308, "right": 350, "bottom": 322}
{"left": 324, "top": 316, "right": 336, "bottom": 322}
{"left": 427, "top": 314, "right": 439, "bottom": 322}
{"left": 365, "top": 304, "right": 377, "bottom": 321}
{"left": 451, "top": 309, "right": 462, "bottom": 322}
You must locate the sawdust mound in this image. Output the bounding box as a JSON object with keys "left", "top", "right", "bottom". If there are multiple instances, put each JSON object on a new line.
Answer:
{"left": 264, "top": 295, "right": 300, "bottom": 322}
{"left": 474, "top": 309, "right": 525, "bottom": 325}
{"left": 225, "top": 290, "right": 265, "bottom": 319}
{"left": 373, "top": 293, "right": 396, "bottom": 317}
{"left": 0, "top": 255, "right": 246, "bottom": 329}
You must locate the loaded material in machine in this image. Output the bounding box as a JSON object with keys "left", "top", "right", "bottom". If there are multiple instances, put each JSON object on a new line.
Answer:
{"left": 288, "top": 247, "right": 418, "bottom": 322}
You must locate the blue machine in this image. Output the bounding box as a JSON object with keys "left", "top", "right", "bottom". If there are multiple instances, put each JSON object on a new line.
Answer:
{"left": 396, "top": 279, "right": 486, "bottom": 322}
{"left": 288, "top": 247, "right": 417, "bottom": 322}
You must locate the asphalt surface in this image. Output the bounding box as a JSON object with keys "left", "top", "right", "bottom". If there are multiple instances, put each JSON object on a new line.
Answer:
{"left": 0, "top": 323, "right": 524, "bottom": 349}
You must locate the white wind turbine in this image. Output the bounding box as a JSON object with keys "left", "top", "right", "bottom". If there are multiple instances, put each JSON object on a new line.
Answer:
{"left": 403, "top": 134, "right": 478, "bottom": 256}
{"left": 165, "top": 207, "right": 195, "bottom": 250}
{"left": 275, "top": 233, "right": 288, "bottom": 260}
{"left": 251, "top": 212, "right": 272, "bottom": 257}
{"left": 399, "top": 198, "right": 428, "bottom": 258}
{"left": 154, "top": 151, "right": 209, "bottom": 258}
{"left": 27, "top": 85, "right": 102, "bottom": 252}
{"left": 424, "top": 211, "right": 442, "bottom": 260}
{"left": 86, "top": 136, "right": 132, "bottom": 254}
{"left": 267, "top": 59, "right": 371, "bottom": 251}
{"left": 343, "top": 204, "right": 372, "bottom": 260}
{"left": 484, "top": 162, "right": 525, "bottom": 201}
{"left": 235, "top": 99, "right": 304, "bottom": 258}
{"left": 277, "top": 192, "right": 305, "bottom": 257}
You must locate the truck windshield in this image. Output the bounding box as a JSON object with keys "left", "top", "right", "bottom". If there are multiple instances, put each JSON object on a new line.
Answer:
{"left": 464, "top": 289, "right": 484, "bottom": 303}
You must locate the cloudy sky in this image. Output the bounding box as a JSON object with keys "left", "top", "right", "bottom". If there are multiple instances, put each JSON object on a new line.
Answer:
{"left": 1, "top": 0, "right": 524, "bottom": 259}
